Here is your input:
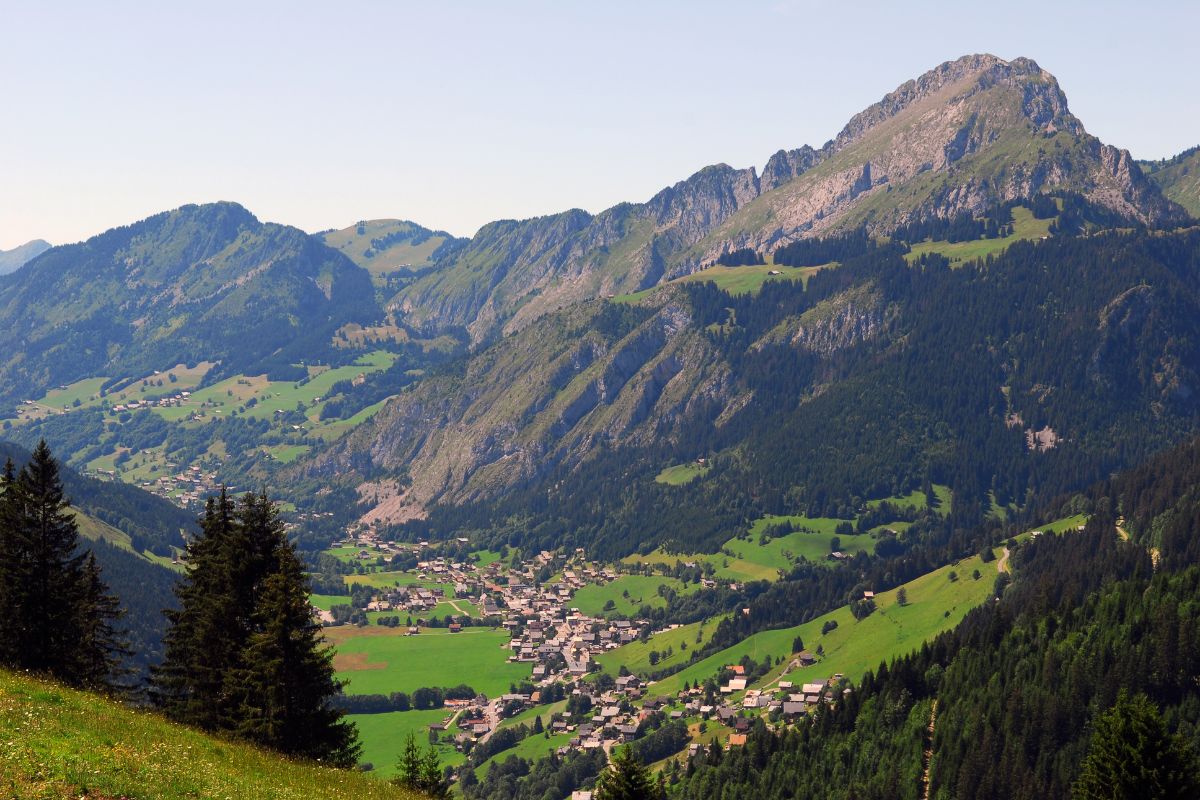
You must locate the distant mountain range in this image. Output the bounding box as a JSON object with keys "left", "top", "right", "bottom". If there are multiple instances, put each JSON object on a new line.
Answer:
{"left": 390, "top": 54, "right": 1190, "bottom": 344}
{"left": 0, "top": 53, "right": 1197, "bottom": 557}
{"left": 0, "top": 239, "right": 51, "bottom": 275}
{"left": 0, "top": 202, "right": 377, "bottom": 405}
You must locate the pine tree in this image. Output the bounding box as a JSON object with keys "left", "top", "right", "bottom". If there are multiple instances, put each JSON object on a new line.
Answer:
{"left": 229, "top": 542, "right": 358, "bottom": 765}
{"left": 1073, "top": 692, "right": 1200, "bottom": 800}
{"left": 418, "top": 746, "right": 450, "bottom": 799}
{"left": 71, "top": 552, "right": 130, "bottom": 688}
{"left": 0, "top": 458, "right": 19, "bottom": 665}
{"left": 153, "top": 490, "right": 359, "bottom": 765}
{"left": 153, "top": 489, "right": 239, "bottom": 728}
{"left": 393, "top": 733, "right": 424, "bottom": 789}
{"left": 0, "top": 441, "right": 126, "bottom": 687}
{"left": 596, "top": 745, "right": 657, "bottom": 800}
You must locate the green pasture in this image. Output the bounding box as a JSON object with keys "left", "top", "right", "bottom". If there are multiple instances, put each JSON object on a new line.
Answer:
{"left": 328, "top": 626, "right": 528, "bottom": 699}
{"left": 570, "top": 575, "right": 696, "bottom": 617}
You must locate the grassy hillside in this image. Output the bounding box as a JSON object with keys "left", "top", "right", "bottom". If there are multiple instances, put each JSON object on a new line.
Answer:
{"left": 1142, "top": 146, "right": 1200, "bottom": 217}
{"left": 0, "top": 670, "right": 419, "bottom": 799}
{"left": 643, "top": 552, "right": 996, "bottom": 696}
{"left": 903, "top": 205, "right": 1054, "bottom": 265}
{"left": 614, "top": 262, "right": 829, "bottom": 304}
{"left": 318, "top": 219, "right": 461, "bottom": 278}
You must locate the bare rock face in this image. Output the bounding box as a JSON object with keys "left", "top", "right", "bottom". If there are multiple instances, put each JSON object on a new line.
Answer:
{"left": 301, "top": 292, "right": 741, "bottom": 510}
{"left": 394, "top": 54, "right": 1187, "bottom": 344}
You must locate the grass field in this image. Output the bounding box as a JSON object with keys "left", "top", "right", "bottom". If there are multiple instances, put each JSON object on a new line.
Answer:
{"left": 654, "top": 462, "right": 710, "bottom": 485}
{"left": 570, "top": 575, "right": 697, "bottom": 617}
{"left": 311, "top": 593, "right": 352, "bottom": 611}
{"left": 624, "top": 485, "right": 951, "bottom": 583}
{"left": 614, "top": 262, "right": 832, "bottom": 304}
{"left": 594, "top": 617, "right": 727, "bottom": 676}
{"left": 327, "top": 626, "right": 528, "bottom": 699}
{"left": 343, "top": 571, "right": 456, "bottom": 595}
{"left": 734, "top": 517, "right": 877, "bottom": 566}
{"left": 904, "top": 206, "right": 1053, "bottom": 267}
{"left": 0, "top": 669, "right": 419, "bottom": 799}
{"left": 475, "top": 730, "right": 575, "bottom": 776}
{"left": 349, "top": 708, "right": 465, "bottom": 779}
{"left": 647, "top": 552, "right": 996, "bottom": 696}
{"left": 625, "top": 548, "right": 786, "bottom": 584}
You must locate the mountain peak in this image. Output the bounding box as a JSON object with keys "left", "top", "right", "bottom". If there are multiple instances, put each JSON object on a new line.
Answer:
{"left": 0, "top": 239, "right": 52, "bottom": 275}
{"left": 830, "top": 54, "right": 1080, "bottom": 153}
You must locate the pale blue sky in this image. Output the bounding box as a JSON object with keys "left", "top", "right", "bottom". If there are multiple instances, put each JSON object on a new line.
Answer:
{"left": 1, "top": 0, "right": 1196, "bottom": 250}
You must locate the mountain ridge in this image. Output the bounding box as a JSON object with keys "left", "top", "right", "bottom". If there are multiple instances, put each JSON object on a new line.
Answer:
{"left": 0, "top": 238, "right": 51, "bottom": 275}
{"left": 390, "top": 54, "right": 1189, "bottom": 344}
{"left": 0, "top": 202, "right": 379, "bottom": 405}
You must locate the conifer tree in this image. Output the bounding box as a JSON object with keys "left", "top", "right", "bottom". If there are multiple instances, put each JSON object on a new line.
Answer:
{"left": 153, "top": 489, "right": 239, "bottom": 727}
{"left": 230, "top": 542, "right": 358, "bottom": 765}
{"left": 153, "top": 489, "right": 358, "bottom": 765}
{"left": 1073, "top": 692, "right": 1200, "bottom": 800}
{"left": 71, "top": 552, "right": 130, "bottom": 687}
{"left": 0, "top": 441, "right": 126, "bottom": 688}
{"left": 0, "top": 458, "right": 19, "bottom": 665}
{"left": 595, "top": 745, "right": 657, "bottom": 800}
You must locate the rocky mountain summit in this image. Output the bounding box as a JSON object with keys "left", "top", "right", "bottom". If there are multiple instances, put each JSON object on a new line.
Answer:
{"left": 392, "top": 54, "right": 1189, "bottom": 343}
{"left": 0, "top": 239, "right": 51, "bottom": 275}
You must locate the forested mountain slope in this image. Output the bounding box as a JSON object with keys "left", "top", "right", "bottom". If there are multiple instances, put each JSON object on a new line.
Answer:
{"left": 392, "top": 54, "right": 1187, "bottom": 343}
{"left": 673, "top": 434, "right": 1200, "bottom": 800}
{"left": 0, "top": 441, "right": 187, "bottom": 673}
{"left": 0, "top": 202, "right": 379, "bottom": 406}
{"left": 301, "top": 226, "right": 1200, "bottom": 557}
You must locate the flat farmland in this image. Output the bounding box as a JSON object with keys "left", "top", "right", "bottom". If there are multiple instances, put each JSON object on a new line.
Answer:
{"left": 327, "top": 626, "right": 528, "bottom": 698}
{"left": 349, "top": 708, "right": 466, "bottom": 779}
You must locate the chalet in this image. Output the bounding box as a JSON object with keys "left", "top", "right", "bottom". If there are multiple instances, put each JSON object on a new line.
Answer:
{"left": 782, "top": 701, "right": 806, "bottom": 717}
{"left": 449, "top": 623, "right": 462, "bottom": 633}
{"left": 728, "top": 734, "right": 748, "bottom": 748}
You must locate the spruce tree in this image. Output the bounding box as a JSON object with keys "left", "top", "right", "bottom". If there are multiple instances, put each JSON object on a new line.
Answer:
{"left": 71, "top": 552, "right": 130, "bottom": 687}
{"left": 1073, "top": 692, "right": 1200, "bottom": 800}
{"left": 0, "top": 458, "right": 19, "bottom": 665}
{"left": 154, "top": 490, "right": 359, "bottom": 766}
{"left": 153, "top": 489, "right": 240, "bottom": 728}
{"left": 0, "top": 441, "right": 125, "bottom": 687}
{"left": 229, "top": 541, "right": 358, "bottom": 765}
{"left": 595, "top": 745, "right": 657, "bottom": 800}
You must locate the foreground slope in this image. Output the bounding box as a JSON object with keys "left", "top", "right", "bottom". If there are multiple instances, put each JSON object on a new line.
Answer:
{"left": 0, "top": 670, "right": 419, "bottom": 800}
{"left": 393, "top": 54, "right": 1186, "bottom": 342}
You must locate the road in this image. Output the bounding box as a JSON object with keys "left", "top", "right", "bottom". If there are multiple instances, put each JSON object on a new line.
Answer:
{"left": 996, "top": 546, "right": 1011, "bottom": 574}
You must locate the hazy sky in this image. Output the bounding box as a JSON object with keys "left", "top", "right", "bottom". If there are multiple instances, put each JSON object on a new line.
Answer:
{"left": 1, "top": 0, "right": 1197, "bottom": 250}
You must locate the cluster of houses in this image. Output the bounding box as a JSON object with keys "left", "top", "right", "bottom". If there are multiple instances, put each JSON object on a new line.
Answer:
{"left": 327, "top": 534, "right": 848, "bottom": 765}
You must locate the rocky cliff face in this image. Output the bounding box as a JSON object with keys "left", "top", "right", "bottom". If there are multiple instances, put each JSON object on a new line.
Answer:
{"left": 393, "top": 55, "right": 1187, "bottom": 344}
{"left": 301, "top": 291, "right": 744, "bottom": 520}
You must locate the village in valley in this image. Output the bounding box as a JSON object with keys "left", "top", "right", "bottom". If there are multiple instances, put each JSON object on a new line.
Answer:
{"left": 315, "top": 528, "right": 856, "bottom": 784}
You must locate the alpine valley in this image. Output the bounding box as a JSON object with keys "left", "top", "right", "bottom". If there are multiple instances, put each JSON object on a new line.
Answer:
{"left": 4, "top": 53, "right": 1200, "bottom": 800}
